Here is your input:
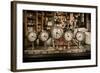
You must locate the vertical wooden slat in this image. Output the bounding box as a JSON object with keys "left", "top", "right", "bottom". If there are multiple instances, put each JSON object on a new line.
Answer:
{"left": 42, "top": 12, "right": 44, "bottom": 30}
{"left": 24, "top": 11, "right": 27, "bottom": 36}
{"left": 36, "top": 12, "right": 38, "bottom": 32}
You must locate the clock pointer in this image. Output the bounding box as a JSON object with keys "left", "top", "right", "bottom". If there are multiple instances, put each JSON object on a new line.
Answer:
{"left": 31, "top": 35, "right": 36, "bottom": 39}
{"left": 43, "top": 35, "right": 48, "bottom": 41}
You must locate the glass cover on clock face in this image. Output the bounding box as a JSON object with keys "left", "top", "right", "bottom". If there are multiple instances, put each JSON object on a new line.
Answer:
{"left": 39, "top": 31, "right": 49, "bottom": 41}
{"left": 28, "top": 32, "right": 37, "bottom": 42}
{"left": 52, "top": 27, "right": 63, "bottom": 39}
{"left": 64, "top": 31, "right": 73, "bottom": 41}
{"left": 76, "top": 31, "right": 85, "bottom": 41}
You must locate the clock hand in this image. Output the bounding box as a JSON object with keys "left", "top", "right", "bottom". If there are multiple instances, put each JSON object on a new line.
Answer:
{"left": 57, "top": 32, "right": 61, "bottom": 38}
{"left": 56, "top": 32, "right": 58, "bottom": 38}
{"left": 44, "top": 35, "right": 48, "bottom": 39}
{"left": 67, "top": 33, "right": 69, "bottom": 37}
{"left": 78, "top": 35, "right": 81, "bottom": 38}
{"left": 31, "top": 35, "right": 36, "bottom": 39}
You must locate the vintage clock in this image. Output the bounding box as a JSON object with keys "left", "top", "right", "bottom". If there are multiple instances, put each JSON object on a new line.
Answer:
{"left": 27, "top": 31, "right": 37, "bottom": 49}
{"left": 39, "top": 30, "right": 49, "bottom": 48}
{"left": 28, "top": 31, "right": 37, "bottom": 42}
{"left": 76, "top": 31, "right": 85, "bottom": 42}
{"left": 64, "top": 31, "right": 73, "bottom": 41}
{"left": 52, "top": 27, "right": 63, "bottom": 39}
{"left": 64, "top": 31, "right": 73, "bottom": 49}
{"left": 39, "top": 30, "right": 49, "bottom": 41}
{"left": 76, "top": 31, "right": 85, "bottom": 49}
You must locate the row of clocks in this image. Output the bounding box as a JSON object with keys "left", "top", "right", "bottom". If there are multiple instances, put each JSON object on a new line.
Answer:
{"left": 24, "top": 11, "right": 89, "bottom": 50}
{"left": 27, "top": 27, "right": 85, "bottom": 43}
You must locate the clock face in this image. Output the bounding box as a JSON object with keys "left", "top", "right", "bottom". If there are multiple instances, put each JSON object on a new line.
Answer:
{"left": 64, "top": 31, "right": 73, "bottom": 41}
{"left": 52, "top": 27, "right": 63, "bottom": 39}
{"left": 40, "top": 31, "right": 49, "bottom": 41}
{"left": 28, "top": 32, "right": 37, "bottom": 42}
{"left": 76, "top": 31, "right": 85, "bottom": 41}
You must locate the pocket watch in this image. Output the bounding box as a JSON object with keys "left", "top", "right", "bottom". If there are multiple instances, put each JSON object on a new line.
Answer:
{"left": 64, "top": 31, "right": 73, "bottom": 41}
{"left": 76, "top": 31, "right": 85, "bottom": 41}
{"left": 27, "top": 31, "right": 37, "bottom": 42}
{"left": 52, "top": 27, "right": 63, "bottom": 39}
{"left": 39, "top": 30, "right": 49, "bottom": 41}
